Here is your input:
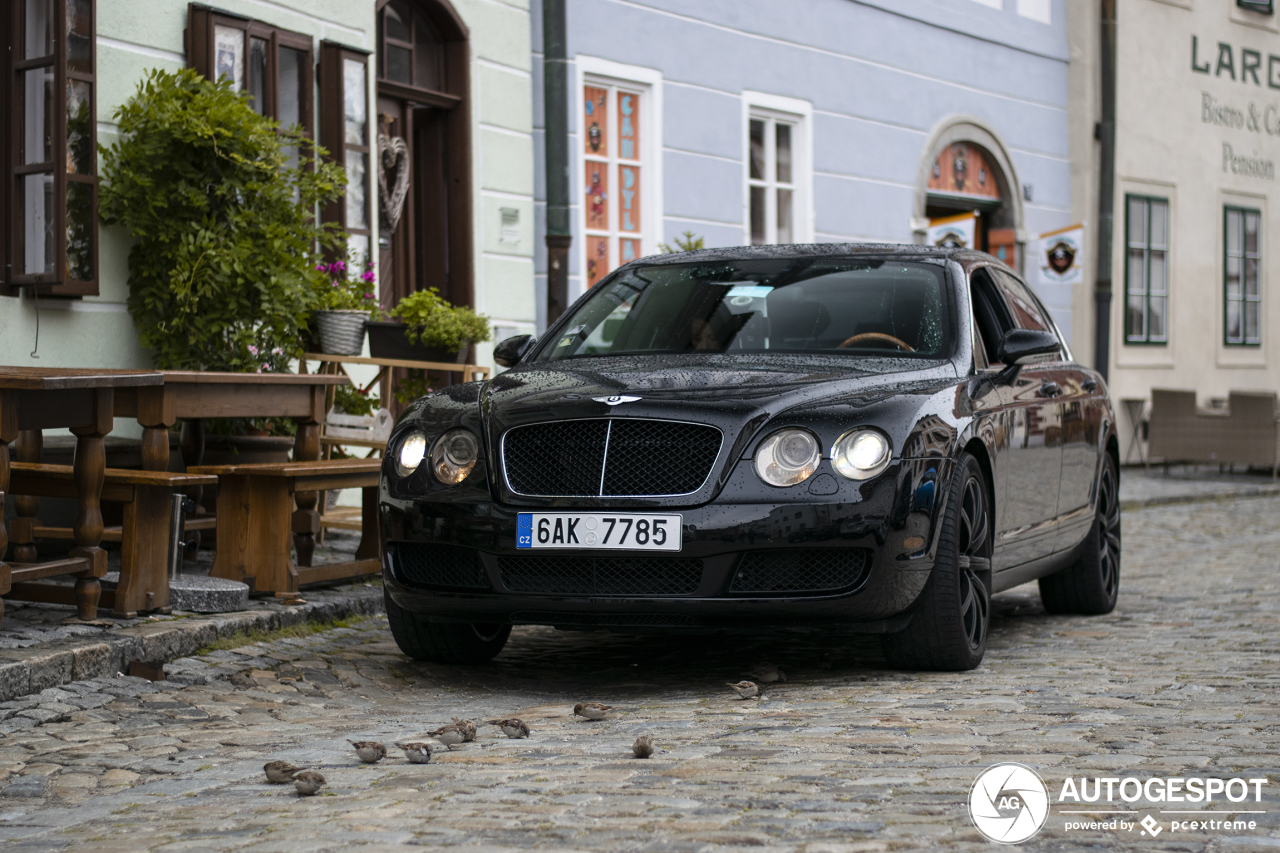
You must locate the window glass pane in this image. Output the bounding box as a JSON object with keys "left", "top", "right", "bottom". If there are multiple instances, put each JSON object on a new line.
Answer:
{"left": 343, "top": 59, "right": 367, "bottom": 145}
{"left": 348, "top": 234, "right": 370, "bottom": 269}
{"left": 775, "top": 123, "right": 792, "bottom": 184}
{"left": 414, "top": 13, "right": 443, "bottom": 90}
{"left": 1149, "top": 249, "right": 1166, "bottom": 295}
{"left": 1245, "top": 257, "right": 1259, "bottom": 296}
{"left": 385, "top": 0, "right": 412, "bottom": 42}
{"left": 278, "top": 47, "right": 305, "bottom": 128}
{"left": 1226, "top": 299, "right": 1243, "bottom": 343}
{"left": 1246, "top": 301, "right": 1260, "bottom": 342}
{"left": 776, "top": 188, "right": 793, "bottom": 244}
{"left": 248, "top": 37, "right": 268, "bottom": 115}
{"left": 1126, "top": 294, "right": 1146, "bottom": 340}
{"left": 584, "top": 162, "right": 609, "bottom": 230}
{"left": 618, "top": 91, "right": 639, "bottom": 160}
{"left": 1225, "top": 255, "right": 1241, "bottom": 296}
{"left": 1149, "top": 200, "right": 1168, "bottom": 247}
{"left": 620, "top": 238, "right": 640, "bottom": 266}
{"left": 344, "top": 149, "right": 368, "bottom": 229}
{"left": 586, "top": 235, "right": 609, "bottom": 287}
{"left": 21, "top": 173, "right": 55, "bottom": 275}
{"left": 1245, "top": 212, "right": 1259, "bottom": 254}
{"left": 66, "top": 80, "right": 92, "bottom": 174}
{"left": 1126, "top": 248, "right": 1145, "bottom": 295}
{"left": 66, "top": 0, "right": 92, "bottom": 74}
{"left": 1127, "top": 197, "right": 1146, "bottom": 245}
{"left": 22, "top": 67, "right": 54, "bottom": 165}
{"left": 749, "top": 119, "right": 765, "bottom": 181}
{"left": 584, "top": 86, "right": 608, "bottom": 155}
{"left": 750, "top": 185, "right": 766, "bottom": 245}
{"left": 214, "top": 26, "right": 244, "bottom": 89}
{"left": 1227, "top": 209, "right": 1242, "bottom": 255}
{"left": 618, "top": 165, "right": 640, "bottom": 233}
{"left": 25, "top": 0, "right": 52, "bottom": 59}
{"left": 994, "top": 270, "right": 1052, "bottom": 333}
{"left": 385, "top": 45, "right": 411, "bottom": 85}
{"left": 66, "top": 181, "right": 94, "bottom": 281}
{"left": 1149, "top": 295, "right": 1167, "bottom": 340}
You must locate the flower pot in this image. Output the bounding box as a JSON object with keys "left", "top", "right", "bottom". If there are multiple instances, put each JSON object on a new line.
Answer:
{"left": 314, "top": 310, "right": 368, "bottom": 356}
{"left": 367, "top": 321, "right": 467, "bottom": 363}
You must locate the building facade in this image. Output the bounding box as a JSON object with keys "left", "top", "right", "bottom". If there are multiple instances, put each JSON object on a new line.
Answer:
{"left": 0, "top": 0, "right": 534, "bottom": 417}
{"left": 1071, "top": 0, "right": 1280, "bottom": 454}
{"left": 532, "top": 0, "right": 1077, "bottom": 339}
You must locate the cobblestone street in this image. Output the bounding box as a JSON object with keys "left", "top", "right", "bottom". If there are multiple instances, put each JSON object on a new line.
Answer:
{"left": 1, "top": 495, "right": 1278, "bottom": 852}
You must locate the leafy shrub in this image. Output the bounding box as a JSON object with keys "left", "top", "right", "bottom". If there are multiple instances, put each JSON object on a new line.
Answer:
{"left": 99, "top": 69, "right": 347, "bottom": 371}
{"left": 389, "top": 288, "right": 492, "bottom": 351}
{"left": 333, "top": 382, "right": 381, "bottom": 417}
{"left": 658, "top": 230, "right": 706, "bottom": 254}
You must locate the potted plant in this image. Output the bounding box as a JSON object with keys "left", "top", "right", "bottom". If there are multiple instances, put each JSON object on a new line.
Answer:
{"left": 313, "top": 260, "right": 379, "bottom": 355}
{"left": 368, "top": 288, "right": 492, "bottom": 363}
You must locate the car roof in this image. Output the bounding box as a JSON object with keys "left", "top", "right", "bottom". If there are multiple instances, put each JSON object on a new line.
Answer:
{"left": 630, "top": 242, "right": 1004, "bottom": 273}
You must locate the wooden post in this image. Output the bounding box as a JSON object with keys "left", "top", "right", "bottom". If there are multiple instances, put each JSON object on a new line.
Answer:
{"left": 0, "top": 390, "right": 14, "bottom": 622}
{"left": 292, "top": 385, "right": 324, "bottom": 567}
{"left": 11, "top": 430, "right": 41, "bottom": 562}
{"left": 68, "top": 388, "right": 112, "bottom": 622}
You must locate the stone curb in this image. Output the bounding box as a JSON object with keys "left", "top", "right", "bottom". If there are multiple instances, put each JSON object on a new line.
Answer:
{"left": 1120, "top": 483, "right": 1280, "bottom": 512}
{"left": 0, "top": 589, "right": 384, "bottom": 702}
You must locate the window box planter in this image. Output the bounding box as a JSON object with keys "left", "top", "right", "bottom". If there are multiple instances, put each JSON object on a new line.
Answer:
{"left": 366, "top": 321, "right": 467, "bottom": 363}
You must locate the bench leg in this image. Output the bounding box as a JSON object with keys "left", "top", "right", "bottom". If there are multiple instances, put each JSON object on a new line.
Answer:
{"left": 210, "top": 474, "right": 251, "bottom": 586}
{"left": 211, "top": 475, "right": 294, "bottom": 594}
{"left": 116, "top": 485, "right": 172, "bottom": 617}
{"left": 292, "top": 421, "right": 321, "bottom": 567}
{"left": 12, "top": 430, "right": 41, "bottom": 563}
{"left": 69, "top": 409, "right": 110, "bottom": 622}
{"left": 355, "top": 485, "right": 380, "bottom": 561}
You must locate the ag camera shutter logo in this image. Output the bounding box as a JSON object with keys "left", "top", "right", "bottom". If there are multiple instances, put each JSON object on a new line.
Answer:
{"left": 969, "top": 763, "right": 1050, "bottom": 844}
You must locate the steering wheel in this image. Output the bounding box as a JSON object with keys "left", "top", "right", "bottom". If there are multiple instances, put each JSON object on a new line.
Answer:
{"left": 837, "top": 332, "right": 915, "bottom": 352}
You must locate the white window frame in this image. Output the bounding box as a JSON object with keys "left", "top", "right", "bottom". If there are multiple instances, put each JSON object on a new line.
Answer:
{"left": 742, "top": 91, "right": 813, "bottom": 246}
{"left": 573, "top": 56, "right": 663, "bottom": 300}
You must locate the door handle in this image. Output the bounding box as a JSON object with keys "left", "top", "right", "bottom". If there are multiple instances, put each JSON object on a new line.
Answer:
{"left": 1081, "top": 379, "right": 1098, "bottom": 393}
{"left": 1037, "top": 381, "right": 1061, "bottom": 398}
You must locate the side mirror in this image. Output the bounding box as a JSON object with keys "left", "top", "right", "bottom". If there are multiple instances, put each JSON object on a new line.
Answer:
{"left": 996, "top": 329, "right": 1060, "bottom": 366}
{"left": 493, "top": 334, "right": 536, "bottom": 368}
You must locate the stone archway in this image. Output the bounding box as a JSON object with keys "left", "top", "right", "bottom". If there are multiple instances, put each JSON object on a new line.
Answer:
{"left": 913, "top": 115, "right": 1025, "bottom": 271}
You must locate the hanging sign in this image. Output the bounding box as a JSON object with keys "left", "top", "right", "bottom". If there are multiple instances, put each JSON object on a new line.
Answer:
{"left": 926, "top": 212, "right": 977, "bottom": 249}
{"left": 1036, "top": 224, "right": 1084, "bottom": 286}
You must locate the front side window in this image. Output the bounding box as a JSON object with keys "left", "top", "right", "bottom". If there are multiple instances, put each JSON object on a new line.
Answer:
{"left": 1124, "top": 194, "right": 1169, "bottom": 344}
{"left": 5, "top": 0, "right": 98, "bottom": 295}
{"left": 583, "top": 79, "right": 646, "bottom": 286}
{"left": 539, "top": 258, "right": 952, "bottom": 362}
{"left": 747, "top": 113, "right": 798, "bottom": 245}
{"left": 1224, "top": 206, "right": 1261, "bottom": 345}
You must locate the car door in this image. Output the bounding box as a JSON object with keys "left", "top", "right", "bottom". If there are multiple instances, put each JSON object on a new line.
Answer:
{"left": 974, "top": 267, "right": 1064, "bottom": 568}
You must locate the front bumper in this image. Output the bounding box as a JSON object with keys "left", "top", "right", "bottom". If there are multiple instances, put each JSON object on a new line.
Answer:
{"left": 380, "top": 457, "right": 951, "bottom": 632}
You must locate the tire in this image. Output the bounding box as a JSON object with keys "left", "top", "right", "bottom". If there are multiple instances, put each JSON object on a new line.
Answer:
{"left": 881, "top": 452, "right": 992, "bottom": 672}
{"left": 1038, "top": 453, "right": 1121, "bottom": 615}
{"left": 385, "top": 589, "right": 512, "bottom": 664}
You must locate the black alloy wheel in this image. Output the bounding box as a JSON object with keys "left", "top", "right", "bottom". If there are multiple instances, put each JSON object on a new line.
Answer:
{"left": 882, "top": 451, "right": 992, "bottom": 671}
{"left": 1039, "top": 453, "right": 1121, "bottom": 615}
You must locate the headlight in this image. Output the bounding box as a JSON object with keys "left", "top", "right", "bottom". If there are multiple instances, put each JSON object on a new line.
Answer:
{"left": 396, "top": 431, "right": 427, "bottom": 477}
{"left": 754, "top": 428, "right": 820, "bottom": 487}
{"left": 430, "top": 429, "right": 479, "bottom": 485}
{"left": 831, "top": 429, "right": 892, "bottom": 480}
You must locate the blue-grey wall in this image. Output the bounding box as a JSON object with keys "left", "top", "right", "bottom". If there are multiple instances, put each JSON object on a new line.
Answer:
{"left": 532, "top": 0, "right": 1073, "bottom": 335}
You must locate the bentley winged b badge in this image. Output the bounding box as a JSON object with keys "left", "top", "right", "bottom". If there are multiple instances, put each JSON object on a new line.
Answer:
{"left": 593, "top": 395, "right": 642, "bottom": 406}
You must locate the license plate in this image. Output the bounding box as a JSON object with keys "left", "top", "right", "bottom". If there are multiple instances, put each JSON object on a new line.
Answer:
{"left": 516, "top": 513, "right": 682, "bottom": 551}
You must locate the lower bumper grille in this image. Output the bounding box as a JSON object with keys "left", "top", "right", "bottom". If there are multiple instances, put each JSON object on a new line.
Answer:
{"left": 510, "top": 611, "right": 701, "bottom": 628}
{"left": 389, "top": 543, "right": 489, "bottom": 590}
{"left": 730, "top": 548, "right": 872, "bottom": 595}
{"left": 497, "top": 555, "right": 703, "bottom": 596}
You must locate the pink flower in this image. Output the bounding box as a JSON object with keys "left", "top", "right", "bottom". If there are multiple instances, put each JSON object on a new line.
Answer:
{"left": 361, "top": 271, "right": 376, "bottom": 282}
{"left": 333, "top": 261, "right": 346, "bottom": 272}
{"left": 363, "top": 292, "right": 374, "bottom": 299}
{"left": 248, "top": 345, "right": 259, "bottom": 355}
{"left": 315, "top": 264, "right": 325, "bottom": 272}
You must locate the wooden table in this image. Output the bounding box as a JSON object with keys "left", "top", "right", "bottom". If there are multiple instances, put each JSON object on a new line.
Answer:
{"left": 0, "top": 367, "right": 163, "bottom": 622}
{"left": 112, "top": 371, "right": 349, "bottom": 570}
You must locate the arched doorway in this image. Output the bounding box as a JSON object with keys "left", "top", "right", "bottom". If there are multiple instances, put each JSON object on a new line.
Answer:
{"left": 374, "top": 0, "right": 472, "bottom": 314}
{"left": 914, "top": 116, "right": 1024, "bottom": 270}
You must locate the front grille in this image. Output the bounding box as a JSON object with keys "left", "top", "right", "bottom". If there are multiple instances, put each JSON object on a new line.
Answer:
{"left": 510, "top": 611, "right": 702, "bottom": 628}
{"left": 730, "top": 549, "right": 872, "bottom": 595}
{"left": 497, "top": 555, "right": 703, "bottom": 596}
{"left": 502, "top": 418, "right": 721, "bottom": 497}
{"left": 390, "top": 543, "right": 489, "bottom": 590}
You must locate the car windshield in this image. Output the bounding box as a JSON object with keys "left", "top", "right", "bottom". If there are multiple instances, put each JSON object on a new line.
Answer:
{"left": 537, "top": 257, "right": 952, "bottom": 361}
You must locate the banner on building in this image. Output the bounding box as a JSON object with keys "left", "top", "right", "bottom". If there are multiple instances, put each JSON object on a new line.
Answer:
{"left": 926, "top": 212, "right": 977, "bottom": 249}
{"left": 1036, "top": 224, "right": 1084, "bottom": 286}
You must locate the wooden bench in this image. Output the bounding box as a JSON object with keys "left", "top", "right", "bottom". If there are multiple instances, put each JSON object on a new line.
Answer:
{"left": 5, "top": 464, "right": 217, "bottom": 617}
{"left": 188, "top": 459, "right": 381, "bottom": 596}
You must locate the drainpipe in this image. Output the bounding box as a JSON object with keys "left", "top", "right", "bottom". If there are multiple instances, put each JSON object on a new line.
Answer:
{"left": 543, "top": 0, "right": 572, "bottom": 327}
{"left": 1093, "top": 0, "right": 1117, "bottom": 382}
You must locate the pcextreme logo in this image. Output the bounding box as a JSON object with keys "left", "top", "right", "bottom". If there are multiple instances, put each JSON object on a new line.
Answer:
{"left": 967, "top": 764, "right": 1270, "bottom": 844}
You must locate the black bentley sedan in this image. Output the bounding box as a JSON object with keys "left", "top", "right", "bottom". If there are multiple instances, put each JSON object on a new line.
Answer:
{"left": 379, "top": 244, "right": 1120, "bottom": 671}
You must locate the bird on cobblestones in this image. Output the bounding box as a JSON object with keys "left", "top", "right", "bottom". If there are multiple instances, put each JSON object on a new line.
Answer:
{"left": 294, "top": 770, "right": 326, "bottom": 796}
{"left": 726, "top": 680, "right": 761, "bottom": 700}
{"left": 427, "top": 724, "right": 469, "bottom": 749}
{"left": 451, "top": 718, "right": 478, "bottom": 742}
{"left": 632, "top": 735, "right": 655, "bottom": 759}
{"left": 263, "top": 760, "right": 304, "bottom": 783}
{"left": 485, "top": 718, "right": 531, "bottom": 738}
{"left": 396, "top": 741, "right": 434, "bottom": 764}
{"left": 348, "top": 740, "right": 387, "bottom": 763}
{"left": 573, "top": 703, "right": 614, "bottom": 721}
{"left": 745, "top": 662, "right": 787, "bottom": 683}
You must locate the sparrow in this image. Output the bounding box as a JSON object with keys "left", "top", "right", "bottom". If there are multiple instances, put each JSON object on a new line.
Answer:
{"left": 348, "top": 740, "right": 387, "bottom": 763}
{"left": 396, "top": 742, "right": 434, "bottom": 764}
{"left": 726, "top": 680, "right": 761, "bottom": 699}
{"left": 263, "top": 760, "right": 304, "bottom": 784}
{"left": 427, "top": 724, "right": 468, "bottom": 749}
{"left": 451, "top": 718, "right": 478, "bottom": 742}
{"left": 745, "top": 662, "right": 787, "bottom": 683}
{"left": 294, "top": 770, "right": 326, "bottom": 796}
{"left": 485, "top": 718, "right": 530, "bottom": 739}
{"left": 573, "top": 703, "right": 614, "bottom": 721}
{"left": 632, "top": 735, "right": 655, "bottom": 759}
